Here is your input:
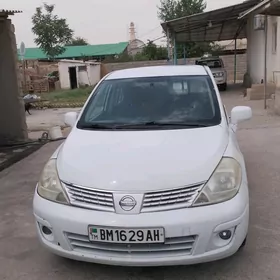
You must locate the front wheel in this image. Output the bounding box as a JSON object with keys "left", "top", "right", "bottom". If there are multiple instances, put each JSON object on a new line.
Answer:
{"left": 220, "top": 83, "right": 227, "bottom": 91}
{"left": 239, "top": 236, "right": 247, "bottom": 250}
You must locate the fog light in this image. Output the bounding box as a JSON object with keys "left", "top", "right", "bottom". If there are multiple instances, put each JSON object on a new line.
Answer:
{"left": 42, "top": 226, "right": 52, "bottom": 235}
{"left": 219, "top": 230, "right": 232, "bottom": 240}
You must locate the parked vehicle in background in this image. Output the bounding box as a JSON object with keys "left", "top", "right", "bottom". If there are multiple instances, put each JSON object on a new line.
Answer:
{"left": 195, "top": 56, "right": 227, "bottom": 91}
{"left": 33, "top": 65, "right": 252, "bottom": 266}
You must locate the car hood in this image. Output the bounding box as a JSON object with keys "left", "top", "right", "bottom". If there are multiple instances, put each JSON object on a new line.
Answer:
{"left": 211, "top": 68, "right": 225, "bottom": 73}
{"left": 57, "top": 126, "right": 229, "bottom": 192}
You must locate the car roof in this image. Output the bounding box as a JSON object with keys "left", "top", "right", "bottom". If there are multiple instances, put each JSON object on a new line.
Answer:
{"left": 106, "top": 65, "right": 208, "bottom": 80}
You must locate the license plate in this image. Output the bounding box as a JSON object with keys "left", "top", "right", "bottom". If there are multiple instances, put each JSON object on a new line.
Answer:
{"left": 88, "top": 226, "right": 165, "bottom": 243}
{"left": 215, "top": 78, "right": 223, "bottom": 82}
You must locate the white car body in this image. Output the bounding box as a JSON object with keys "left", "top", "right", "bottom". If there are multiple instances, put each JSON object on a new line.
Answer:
{"left": 33, "top": 65, "right": 252, "bottom": 266}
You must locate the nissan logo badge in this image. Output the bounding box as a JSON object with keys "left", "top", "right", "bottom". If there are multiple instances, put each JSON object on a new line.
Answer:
{"left": 119, "top": 196, "right": 137, "bottom": 211}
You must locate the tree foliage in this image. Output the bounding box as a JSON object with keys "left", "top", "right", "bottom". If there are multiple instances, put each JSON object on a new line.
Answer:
{"left": 103, "top": 40, "right": 168, "bottom": 63}
{"left": 158, "top": 0, "right": 216, "bottom": 58}
{"left": 142, "top": 40, "right": 168, "bottom": 60}
{"left": 32, "top": 4, "right": 74, "bottom": 59}
{"left": 158, "top": 0, "right": 206, "bottom": 22}
{"left": 66, "top": 37, "right": 88, "bottom": 46}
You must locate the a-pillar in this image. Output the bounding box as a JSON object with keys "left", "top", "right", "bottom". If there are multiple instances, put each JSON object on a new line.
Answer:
{"left": 0, "top": 19, "right": 28, "bottom": 144}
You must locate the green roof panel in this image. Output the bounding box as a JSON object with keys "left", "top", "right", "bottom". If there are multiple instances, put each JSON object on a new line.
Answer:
{"left": 18, "top": 42, "right": 128, "bottom": 60}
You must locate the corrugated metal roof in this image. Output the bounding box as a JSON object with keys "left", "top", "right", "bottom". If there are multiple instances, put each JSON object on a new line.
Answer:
{"left": 18, "top": 42, "right": 129, "bottom": 60}
{"left": 239, "top": 0, "right": 272, "bottom": 18}
{"left": 240, "top": 0, "right": 280, "bottom": 17}
{"left": 0, "top": 9, "right": 22, "bottom": 16}
{"left": 161, "top": 0, "right": 262, "bottom": 42}
{"left": 59, "top": 59, "right": 100, "bottom": 65}
{"left": 262, "top": 1, "right": 280, "bottom": 15}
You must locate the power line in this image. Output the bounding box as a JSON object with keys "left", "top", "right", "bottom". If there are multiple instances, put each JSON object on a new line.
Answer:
{"left": 129, "top": 35, "right": 166, "bottom": 51}
{"left": 87, "top": 35, "right": 166, "bottom": 56}
{"left": 137, "top": 26, "right": 162, "bottom": 41}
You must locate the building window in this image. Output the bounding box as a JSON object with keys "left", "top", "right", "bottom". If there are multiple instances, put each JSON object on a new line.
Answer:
{"left": 272, "top": 23, "right": 278, "bottom": 54}
{"left": 78, "top": 65, "right": 87, "bottom": 72}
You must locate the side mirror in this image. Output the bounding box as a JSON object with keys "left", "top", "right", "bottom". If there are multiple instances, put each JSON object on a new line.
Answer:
{"left": 64, "top": 112, "right": 78, "bottom": 127}
{"left": 230, "top": 106, "right": 252, "bottom": 124}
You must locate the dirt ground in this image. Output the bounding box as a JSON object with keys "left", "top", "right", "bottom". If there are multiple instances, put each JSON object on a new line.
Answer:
{"left": 1, "top": 85, "right": 280, "bottom": 279}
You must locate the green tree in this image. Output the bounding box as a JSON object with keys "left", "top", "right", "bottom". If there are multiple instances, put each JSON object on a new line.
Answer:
{"left": 142, "top": 40, "right": 168, "bottom": 60}
{"left": 66, "top": 37, "right": 88, "bottom": 46}
{"left": 158, "top": 0, "right": 205, "bottom": 21}
{"left": 133, "top": 52, "right": 149, "bottom": 61}
{"left": 174, "top": 0, "right": 206, "bottom": 17}
{"left": 32, "top": 4, "right": 73, "bottom": 59}
{"left": 209, "top": 43, "right": 226, "bottom": 56}
{"left": 158, "top": 0, "right": 177, "bottom": 22}
{"left": 158, "top": 0, "right": 211, "bottom": 58}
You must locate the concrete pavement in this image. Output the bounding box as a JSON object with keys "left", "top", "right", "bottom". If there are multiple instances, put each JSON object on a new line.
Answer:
{"left": 1, "top": 88, "right": 280, "bottom": 279}
{"left": 26, "top": 108, "right": 80, "bottom": 132}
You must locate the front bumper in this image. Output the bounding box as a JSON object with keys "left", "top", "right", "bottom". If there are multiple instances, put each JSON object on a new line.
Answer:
{"left": 214, "top": 77, "right": 226, "bottom": 85}
{"left": 33, "top": 185, "right": 249, "bottom": 267}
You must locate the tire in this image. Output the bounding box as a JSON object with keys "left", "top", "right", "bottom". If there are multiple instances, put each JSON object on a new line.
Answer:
{"left": 220, "top": 83, "right": 227, "bottom": 91}
{"left": 239, "top": 237, "right": 247, "bottom": 250}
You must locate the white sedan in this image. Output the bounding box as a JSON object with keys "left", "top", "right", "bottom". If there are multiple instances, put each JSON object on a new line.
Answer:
{"left": 33, "top": 65, "right": 252, "bottom": 266}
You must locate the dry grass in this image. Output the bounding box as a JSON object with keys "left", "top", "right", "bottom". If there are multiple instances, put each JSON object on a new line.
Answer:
{"left": 41, "top": 86, "right": 94, "bottom": 103}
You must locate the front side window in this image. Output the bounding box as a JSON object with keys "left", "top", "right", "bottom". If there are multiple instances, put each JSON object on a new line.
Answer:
{"left": 78, "top": 75, "right": 221, "bottom": 130}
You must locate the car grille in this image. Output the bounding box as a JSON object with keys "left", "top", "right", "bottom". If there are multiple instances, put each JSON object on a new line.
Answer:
{"left": 141, "top": 183, "right": 203, "bottom": 212}
{"left": 63, "top": 183, "right": 114, "bottom": 212}
{"left": 63, "top": 182, "right": 204, "bottom": 213}
{"left": 66, "top": 232, "right": 197, "bottom": 257}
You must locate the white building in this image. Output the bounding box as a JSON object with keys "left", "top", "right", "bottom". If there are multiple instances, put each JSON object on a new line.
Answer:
{"left": 246, "top": 13, "right": 280, "bottom": 84}
{"left": 58, "top": 60, "right": 101, "bottom": 90}
{"left": 127, "top": 22, "right": 145, "bottom": 56}
{"left": 127, "top": 39, "right": 145, "bottom": 56}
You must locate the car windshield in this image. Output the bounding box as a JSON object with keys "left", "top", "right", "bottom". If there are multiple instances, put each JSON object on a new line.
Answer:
{"left": 196, "top": 59, "right": 223, "bottom": 69}
{"left": 78, "top": 75, "right": 221, "bottom": 130}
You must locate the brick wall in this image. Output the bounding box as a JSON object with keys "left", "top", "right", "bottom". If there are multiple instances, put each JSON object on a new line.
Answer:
{"left": 104, "top": 54, "right": 247, "bottom": 83}
{"left": 0, "top": 20, "right": 28, "bottom": 144}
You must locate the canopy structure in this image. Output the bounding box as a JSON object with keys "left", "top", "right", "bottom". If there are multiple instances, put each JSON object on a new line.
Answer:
{"left": 162, "top": 0, "right": 280, "bottom": 108}
{"left": 161, "top": 0, "right": 262, "bottom": 43}
{"left": 239, "top": 0, "right": 280, "bottom": 18}
{"left": 161, "top": 0, "right": 279, "bottom": 85}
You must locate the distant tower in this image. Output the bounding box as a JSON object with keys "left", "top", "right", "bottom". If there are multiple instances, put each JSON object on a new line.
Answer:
{"left": 128, "top": 22, "right": 145, "bottom": 55}
{"left": 129, "top": 22, "right": 136, "bottom": 43}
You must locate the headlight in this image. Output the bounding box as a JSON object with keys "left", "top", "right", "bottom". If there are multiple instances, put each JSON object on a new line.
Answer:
{"left": 193, "top": 157, "right": 242, "bottom": 206}
{"left": 37, "top": 159, "right": 69, "bottom": 204}
{"left": 215, "top": 72, "right": 224, "bottom": 77}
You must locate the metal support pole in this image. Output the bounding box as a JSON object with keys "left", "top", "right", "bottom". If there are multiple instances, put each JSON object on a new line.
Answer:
{"left": 173, "top": 36, "right": 177, "bottom": 65}
{"left": 264, "top": 15, "right": 268, "bottom": 109}
{"left": 234, "top": 39, "right": 237, "bottom": 84}
{"left": 22, "top": 59, "right": 26, "bottom": 94}
{"left": 167, "top": 29, "right": 170, "bottom": 62}
{"left": 183, "top": 44, "right": 186, "bottom": 64}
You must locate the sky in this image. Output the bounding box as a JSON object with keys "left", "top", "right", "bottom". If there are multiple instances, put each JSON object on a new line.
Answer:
{"left": 0, "top": 0, "right": 244, "bottom": 48}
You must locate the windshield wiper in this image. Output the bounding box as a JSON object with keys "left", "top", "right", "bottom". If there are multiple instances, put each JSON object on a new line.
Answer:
{"left": 77, "top": 123, "right": 116, "bottom": 130}
{"left": 78, "top": 121, "right": 211, "bottom": 130}
{"left": 114, "top": 121, "right": 210, "bottom": 128}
